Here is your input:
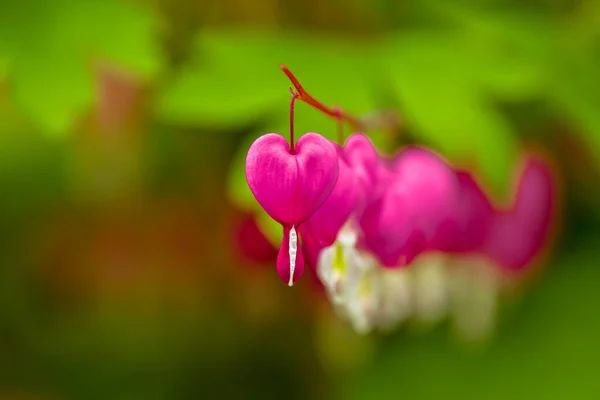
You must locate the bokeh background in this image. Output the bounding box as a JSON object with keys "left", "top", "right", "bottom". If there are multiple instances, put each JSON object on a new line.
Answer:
{"left": 0, "top": 0, "right": 599, "bottom": 398}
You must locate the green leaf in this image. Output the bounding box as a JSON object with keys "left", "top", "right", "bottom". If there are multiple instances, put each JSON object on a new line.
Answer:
{"left": 11, "top": 45, "right": 94, "bottom": 137}
{"left": 157, "top": 62, "right": 286, "bottom": 129}
{"left": 157, "top": 28, "right": 382, "bottom": 128}
{"left": 86, "top": 0, "right": 164, "bottom": 79}
{"left": 416, "top": 2, "right": 555, "bottom": 101}
{"left": 550, "top": 60, "right": 600, "bottom": 167}
{"left": 384, "top": 32, "right": 518, "bottom": 195}
{"left": 0, "top": 0, "right": 163, "bottom": 137}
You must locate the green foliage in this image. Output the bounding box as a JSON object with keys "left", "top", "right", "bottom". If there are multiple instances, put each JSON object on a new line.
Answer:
{"left": 157, "top": 28, "right": 380, "bottom": 129}
{"left": 0, "top": 0, "right": 163, "bottom": 137}
{"left": 382, "top": 31, "right": 520, "bottom": 194}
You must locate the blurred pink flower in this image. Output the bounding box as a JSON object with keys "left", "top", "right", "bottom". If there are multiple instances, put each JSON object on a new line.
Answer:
{"left": 480, "top": 154, "right": 557, "bottom": 272}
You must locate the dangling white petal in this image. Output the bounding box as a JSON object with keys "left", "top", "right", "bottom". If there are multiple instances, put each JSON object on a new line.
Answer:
{"left": 317, "top": 244, "right": 345, "bottom": 304}
{"left": 411, "top": 253, "right": 450, "bottom": 325}
{"left": 344, "top": 264, "right": 380, "bottom": 334}
{"left": 449, "top": 256, "right": 500, "bottom": 342}
{"left": 288, "top": 225, "right": 298, "bottom": 286}
{"left": 377, "top": 268, "right": 413, "bottom": 330}
{"left": 317, "top": 224, "right": 362, "bottom": 304}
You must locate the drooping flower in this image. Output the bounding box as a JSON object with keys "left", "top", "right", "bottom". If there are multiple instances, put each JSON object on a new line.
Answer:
{"left": 245, "top": 132, "right": 338, "bottom": 286}
{"left": 245, "top": 89, "right": 340, "bottom": 286}
{"left": 481, "top": 154, "right": 556, "bottom": 272}
{"left": 316, "top": 224, "right": 413, "bottom": 334}
{"left": 358, "top": 146, "right": 459, "bottom": 267}
{"left": 308, "top": 142, "right": 462, "bottom": 333}
{"left": 442, "top": 152, "right": 557, "bottom": 341}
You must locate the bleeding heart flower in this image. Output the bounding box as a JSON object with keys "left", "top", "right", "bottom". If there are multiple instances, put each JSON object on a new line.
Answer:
{"left": 245, "top": 132, "right": 339, "bottom": 226}
{"left": 245, "top": 91, "right": 339, "bottom": 286}
{"left": 316, "top": 224, "right": 413, "bottom": 334}
{"left": 358, "top": 146, "right": 459, "bottom": 267}
{"left": 481, "top": 154, "right": 556, "bottom": 271}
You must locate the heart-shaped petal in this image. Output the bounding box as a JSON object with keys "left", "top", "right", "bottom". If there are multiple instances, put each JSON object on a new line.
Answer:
{"left": 246, "top": 132, "right": 339, "bottom": 226}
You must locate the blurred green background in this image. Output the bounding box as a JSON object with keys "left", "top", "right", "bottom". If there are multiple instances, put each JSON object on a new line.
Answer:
{"left": 0, "top": 0, "right": 599, "bottom": 398}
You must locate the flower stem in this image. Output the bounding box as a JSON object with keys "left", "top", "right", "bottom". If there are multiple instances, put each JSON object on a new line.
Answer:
{"left": 280, "top": 65, "right": 365, "bottom": 132}
{"left": 289, "top": 90, "right": 300, "bottom": 154}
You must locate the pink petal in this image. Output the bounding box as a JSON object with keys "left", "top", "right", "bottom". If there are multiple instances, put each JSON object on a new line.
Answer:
{"left": 436, "top": 171, "right": 495, "bottom": 253}
{"left": 245, "top": 132, "right": 339, "bottom": 225}
{"left": 482, "top": 155, "right": 556, "bottom": 271}
{"left": 358, "top": 147, "right": 458, "bottom": 267}
{"left": 343, "top": 133, "right": 381, "bottom": 191}
{"left": 343, "top": 133, "right": 393, "bottom": 207}
{"left": 303, "top": 143, "right": 359, "bottom": 247}
{"left": 299, "top": 225, "right": 323, "bottom": 272}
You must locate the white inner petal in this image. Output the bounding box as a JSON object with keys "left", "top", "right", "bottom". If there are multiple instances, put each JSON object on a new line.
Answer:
{"left": 449, "top": 257, "right": 499, "bottom": 342}
{"left": 288, "top": 225, "right": 297, "bottom": 286}
{"left": 412, "top": 253, "right": 450, "bottom": 324}
{"left": 316, "top": 223, "right": 417, "bottom": 335}
{"left": 377, "top": 269, "right": 413, "bottom": 330}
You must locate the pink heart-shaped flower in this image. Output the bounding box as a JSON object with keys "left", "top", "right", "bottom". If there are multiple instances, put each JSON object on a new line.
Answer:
{"left": 482, "top": 155, "right": 556, "bottom": 271}
{"left": 358, "top": 146, "right": 458, "bottom": 267}
{"left": 245, "top": 132, "right": 339, "bottom": 226}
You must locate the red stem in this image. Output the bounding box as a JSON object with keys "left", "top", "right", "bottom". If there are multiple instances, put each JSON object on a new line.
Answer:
{"left": 280, "top": 65, "right": 365, "bottom": 131}
{"left": 289, "top": 91, "right": 300, "bottom": 154}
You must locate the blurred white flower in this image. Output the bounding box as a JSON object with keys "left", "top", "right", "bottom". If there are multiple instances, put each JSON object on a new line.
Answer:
{"left": 317, "top": 225, "right": 413, "bottom": 334}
